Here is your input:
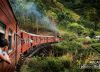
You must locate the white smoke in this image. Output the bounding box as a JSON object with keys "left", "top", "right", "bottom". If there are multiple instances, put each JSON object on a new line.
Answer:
{"left": 9, "top": 0, "right": 57, "bottom": 32}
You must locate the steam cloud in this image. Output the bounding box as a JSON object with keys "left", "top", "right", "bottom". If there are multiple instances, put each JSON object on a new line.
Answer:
{"left": 9, "top": 0, "right": 57, "bottom": 32}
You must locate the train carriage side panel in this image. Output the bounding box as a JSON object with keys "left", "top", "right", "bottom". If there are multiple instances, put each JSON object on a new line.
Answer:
{"left": 21, "top": 31, "right": 30, "bottom": 53}
{"left": 0, "top": 0, "right": 22, "bottom": 71}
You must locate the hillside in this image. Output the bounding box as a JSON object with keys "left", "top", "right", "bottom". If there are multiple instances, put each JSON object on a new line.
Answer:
{"left": 9, "top": 0, "right": 100, "bottom": 35}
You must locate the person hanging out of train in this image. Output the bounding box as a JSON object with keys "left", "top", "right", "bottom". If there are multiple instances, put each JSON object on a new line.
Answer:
{"left": 0, "top": 38, "right": 11, "bottom": 64}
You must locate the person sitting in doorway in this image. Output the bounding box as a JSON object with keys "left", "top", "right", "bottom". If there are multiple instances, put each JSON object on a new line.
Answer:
{"left": 0, "top": 38, "right": 11, "bottom": 64}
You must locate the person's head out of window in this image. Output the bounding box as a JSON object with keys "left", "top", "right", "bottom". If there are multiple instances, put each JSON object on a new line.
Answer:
{"left": 0, "top": 38, "right": 11, "bottom": 64}
{"left": 0, "top": 39, "right": 8, "bottom": 49}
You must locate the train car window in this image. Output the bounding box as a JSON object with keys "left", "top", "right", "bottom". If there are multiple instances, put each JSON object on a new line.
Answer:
{"left": 36, "top": 37, "right": 38, "bottom": 43}
{"left": 21, "top": 33, "right": 23, "bottom": 38}
{"left": 27, "top": 39, "right": 28, "bottom": 43}
{"left": 24, "top": 38, "right": 27, "bottom": 44}
{"left": 21, "top": 33, "right": 24, "bottom": 44}
{"left": 14, "top": 33, "right": 16, "bottom": 49}
{"left": 0, "top": 22, "right": 6, "bottom": 33}
{"left": 26, "top": 39, "right": 28, "bottom": 43}
{"left": 14, "top": 33, "right": 21, "bottom": 48}
{"left": 14, "top": 33, "right": 16, "bottom": 41}
{"left": 35, "top": 37, "right": 36, "bottom": 43}
{"left": 39, "top": 37, "right": 42, "bottom": 43}
{"left": 24, "top": 39, "right": 25, "bottom": 43}
{"left": 17, "top": 36, "right": 21, "bottom": 48}
{"left": 34, "top": 37, "right": 36, "bottom": 42}
{"left": 38, "top": 37, "right": 39, "bottom": 43}
{"left": 30, "top": 38, "right": 33, "bottom": 46}
{"left": 8, "top": 29, "right": 12, "bottom": 50}
{"left": 0, "top": 22, "right": 6, "bottom": 49}
{"left": 0, "top": 21, "right": 6, "bottom": 37}
{"left": 0, "top": 33, "right": 5, "bottom": 38}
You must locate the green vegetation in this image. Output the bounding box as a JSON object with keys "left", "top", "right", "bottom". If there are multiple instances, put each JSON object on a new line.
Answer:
{"left": 91, "top": 43, "right": 100, "bottom": 53}
{"left": 9, "top": 0, "right": 100, "bottom": 72}
{"left": 21, "top": 57, "right": 71, "bottom": 72}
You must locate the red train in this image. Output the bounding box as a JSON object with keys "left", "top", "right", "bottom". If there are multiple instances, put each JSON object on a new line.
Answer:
{"left": 0, "top": 0, "right": 61, "bottom": 71}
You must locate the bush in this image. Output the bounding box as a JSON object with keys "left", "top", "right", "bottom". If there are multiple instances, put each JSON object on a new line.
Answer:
{"left": 67, "top": 22, "right": 85, "bottom": 35}
{"left": 54, "top": 40, "right": 83, "bottom": 55}
{"left": 21, "top": 57, "right": 71, "bottom": 72}
{"left": 62, "top": 31, "right": 77, "bottom": 41}
{"left": 89, "top": 30, "right": 96, "bottom": 38}
{"left": 90, "top": 39, "right": 97, "bottom": 43}
{"left": 76, "top": 38, "right": 97, "bottom": 45}
{"left": 91, "top": 43, "right": 100, "bottom": 53}
{"left": 43, "top": 58, "right": 65, "bottom": 72}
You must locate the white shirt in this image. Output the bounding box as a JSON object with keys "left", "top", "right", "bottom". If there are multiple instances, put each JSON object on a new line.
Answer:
{"left": 0, "top": 48, "right": 3, "bottom": 54}
{"left": 0, "top": 48, "right": 11, "bottom": 63}
{"left": 0, "top": 48, "right": 3, "bottom": 61}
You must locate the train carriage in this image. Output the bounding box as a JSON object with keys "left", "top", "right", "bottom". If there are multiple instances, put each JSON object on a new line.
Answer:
{"left": 0, "top": 0, "right": 62, "bottom": 72}
{"left": 0, "top": 0, "right": 22, "bottom": 71}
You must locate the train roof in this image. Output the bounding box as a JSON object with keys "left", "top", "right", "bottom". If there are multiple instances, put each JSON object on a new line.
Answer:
{"left": 21, "top": 30, "right": 55, "bottom": 37}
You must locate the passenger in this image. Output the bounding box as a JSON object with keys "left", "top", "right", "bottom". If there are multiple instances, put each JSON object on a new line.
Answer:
{"left": 0, "top": 39, "right": 11, "bottom": 64}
